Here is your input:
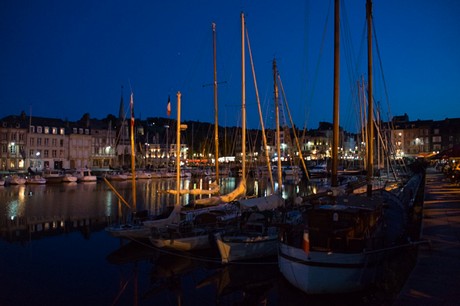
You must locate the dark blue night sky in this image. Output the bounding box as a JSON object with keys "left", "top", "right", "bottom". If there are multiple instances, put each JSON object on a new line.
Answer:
{"left": 1, "top": 0, "right": 459, "bottom": 132}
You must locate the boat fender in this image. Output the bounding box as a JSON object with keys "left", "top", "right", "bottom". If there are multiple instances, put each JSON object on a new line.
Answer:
{"left": 302, "top": 230, "right": 310, "bottom": 254}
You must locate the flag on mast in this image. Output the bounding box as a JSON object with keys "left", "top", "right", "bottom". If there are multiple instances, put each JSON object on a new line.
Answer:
{"left": 167, "top": 95, "right": 171, "bottom": 117}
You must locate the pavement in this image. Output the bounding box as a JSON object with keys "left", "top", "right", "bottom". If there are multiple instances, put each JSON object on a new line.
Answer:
{"left": 394, "top": 167, "right": 460, "bottom": 306}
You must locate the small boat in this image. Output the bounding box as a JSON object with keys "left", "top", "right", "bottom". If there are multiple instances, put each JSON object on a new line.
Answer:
{"left": 105, "top": 206, "right": 181, "bottom": 239}
{"left": 62, "top": 173, "right": 78, "bottom": 183}
{"left": 149, "top": 204, "right": 240, "bottom": 252}
{"left": 105, "top": 171, "right": 128, "bottom": 181}
{"left": 134, "top": 170, "right": 152, "bottom": 179}
{"left": 308, "top": 163, "right": 328, "bottom": 178}
{"left": 74, "top": 168, "right": 97, "bottom": 182}
{"left": 42, "top": 169, "right": 64, "bottom": 183}
{"left": 213, "top": 194, "right": 301, "bottom": 264}
{"left": 6, "top": 174, "right": 26, "bottom": 185}
{"left": 26, "top": 175, "right": 47, "bottom": 184}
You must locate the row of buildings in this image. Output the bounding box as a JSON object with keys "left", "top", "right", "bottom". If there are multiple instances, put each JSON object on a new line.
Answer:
{"left": 0, "top": 110, "right": 459, "bottom": 172}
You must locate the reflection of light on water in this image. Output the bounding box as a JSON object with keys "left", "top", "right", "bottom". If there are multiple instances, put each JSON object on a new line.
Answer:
{"left": 105, "top": 190, "right": 114, "bottom": 216}
{"left": 7, "top": 185, "right": 26, "bottom": 220}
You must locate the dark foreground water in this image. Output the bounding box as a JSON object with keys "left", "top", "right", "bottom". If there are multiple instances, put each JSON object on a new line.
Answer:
{"left": 0, "top": 177, "right": 417, "bottom": 306}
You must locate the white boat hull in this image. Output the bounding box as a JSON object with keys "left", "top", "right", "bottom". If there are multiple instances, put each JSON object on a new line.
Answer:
{"left": 149, "top": 233, "right": 211, "bottom": 251}
{"left": 214, "top": 232, "right": 278, "bottom": 263}
{"left": 278, "top": 243, "right": 384, "bottom": 294}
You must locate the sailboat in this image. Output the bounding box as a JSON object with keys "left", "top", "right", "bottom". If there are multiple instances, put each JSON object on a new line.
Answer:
{"left": 149, "top": 92, "right": 240, "bottom": 251}
{"left": 213, "top": 29, "right": 290, "bottom": 263}
{"left": 278, "top": 0, "right": 424, "bottom": 294}
{"left": 105, "top": 92, "right": 181, "bottom": 239}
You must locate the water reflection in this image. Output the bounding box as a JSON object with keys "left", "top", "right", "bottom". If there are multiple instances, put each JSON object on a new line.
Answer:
{"left": 0, "top": 177, "right": 417, "bottom": 305}
{"left": 0, "top": 177, "right": 305, "bottom": 243}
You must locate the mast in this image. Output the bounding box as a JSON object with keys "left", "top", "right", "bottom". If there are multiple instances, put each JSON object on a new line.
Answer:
{"left": 273, "top": 59, "right": 283, "bottom": 192}
{"left": 212, "top": 22, "right": 219, "bottom": 180}
{"left": 129, "top": 92, "right": 137, "bottom": 210}
{"left": 175, "top": 91, "right": 182, "bottom": 206}
{"left": 366, "top": 0, "right": 374, "bottom": 196}
{"left": 331, "top": 0, "right": 340, "bottom": 188}
{"left": 241, "top": 12, "right": 246, "bottom": 183}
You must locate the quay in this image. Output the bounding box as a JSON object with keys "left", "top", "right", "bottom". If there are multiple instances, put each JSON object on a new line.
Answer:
{"left": 394, "top": 167, "right": 460, "bottom": 305}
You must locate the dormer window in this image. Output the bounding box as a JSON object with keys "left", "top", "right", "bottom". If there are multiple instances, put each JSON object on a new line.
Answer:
{"left": 30, "top": 126, "right": 35, "bottom": 133}
{"left": 44, "top": 126, "right": 49, "bottom": 134}
{"left": 37, "top": 126, "right": 42, "bottom": 133}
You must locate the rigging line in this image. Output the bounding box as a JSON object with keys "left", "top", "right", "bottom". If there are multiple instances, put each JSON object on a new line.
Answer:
{"left": 180, "top": 27, "right": 210, "bottom": 94}
{"left": 278, "top": 73, "right": 310, "bottom": 180}
{"left": 341, "top": 2, "right": 366, "bottom": 133}
{"left": 243, "top": 23, "right": 273, "bottom": 188}
{"left": 372, "top": 18, "right": 392, "bottom": 121}
{"left": 306, "top": 0, "right": 332, "bottom": 125}
{"left": 300, "top": 0, "right": 311, "bottom": 129}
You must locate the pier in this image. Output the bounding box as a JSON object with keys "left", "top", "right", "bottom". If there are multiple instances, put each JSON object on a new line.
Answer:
{"left": 394, "top": 167, "right": 460, "bottom": 305}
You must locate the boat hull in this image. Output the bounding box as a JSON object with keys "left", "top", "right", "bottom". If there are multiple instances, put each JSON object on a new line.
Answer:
{"left": 149, "top": 233, "right": 211, "bottom": 251}
{"left": 214, "top": 232, "right": 278, "bottom": 263}
{"left": 278, "top": 243, "right": 384, "bottom": 294}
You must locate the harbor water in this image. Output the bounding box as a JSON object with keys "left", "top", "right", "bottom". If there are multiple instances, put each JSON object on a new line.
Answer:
{"left": 0, "top": 177, "right": 416, "bottom": 306}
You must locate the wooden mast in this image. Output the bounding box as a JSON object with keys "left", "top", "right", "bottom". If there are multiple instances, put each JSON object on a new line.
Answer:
{"left": 212, "top": 22, "right": 219, "bottom": 180}
{"left": 366, "top": 0, "right": 374, "bottom": 196}
{"left": 273, "top": 59, "right": 283, "bottom": 192}
{"left": 331, "top": 0, "right": 340, "bottom": 188}
{"left": 175, "top": 91, "right": 181, "bottom": 206}
{"left": 241, "top": 12, "right": 246, "bottom": 184}
{"left": 129, "top": 92, "right": 137, "bottom": 210}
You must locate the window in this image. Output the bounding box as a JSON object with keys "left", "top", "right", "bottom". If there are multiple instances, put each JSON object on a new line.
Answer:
{"left": 85, "top": 129, "right": 89, "bottom": 135}
{"left": 73, "top": 128, "right": 77, "bottom": 134}
{"left": 60, "top": 139, "right": 64, "bottom": 147}
{"left": 52, "top": 127, "right": 57, "bottom": 134}
{"left": 79, "top": 128, "right": 83, "bottom": 134}
{"left": 434, "top": 128, "right": 439, "bottom": 135}
{"left": 44, "top": 150, "right": 49, "bottom": 158}
{"left": 37, "top": 126, "right": 42, "bottom": 133}
{"left": 29, "top": 150, "right": 34, "bottom": 157}
{"left": 44, "top": 127, "right": 49, "bottom": 134}
{"left": 37, "top": 138, "right": 42, "bottom": 145}
{"left": 30, "top": 138, "right": 34, "bottom": 146}
{"left": 30, "top": 126, "right": 35, "bottom": 133}
{"left": 44, "top": 138, "right": 49, "bottom": 146}
{"left": 60, "top": 128, "right": 65, "bottom": 135}
{"left": 59, "top": 150, "right": 64, "bottom": 157}
{"left": 52, "top": 139, "right": 57, "bottom": 146}
{"left": 52, "top": 150, "right": 57, "bottom": 158}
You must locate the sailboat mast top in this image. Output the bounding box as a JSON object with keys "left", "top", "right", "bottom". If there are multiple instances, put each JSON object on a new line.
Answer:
{"left": 175, "top": 91, "right": 181, "bottom": 206}
{"left": 366, "top": 0, "right": 374, "bottom": 197}
{"left": 273, "top": 59, "right": 283, "bottom": 191}
{"left": 212, "top": 22, "right": 219, "bottom": 180}
{"left": 129, "top": 92, "right": 137, "bottom": 209}
{"left": 331, "top": 0, "right": 340, "bottom": 188}
{"left": 241, "top": 12, "right": 246, "bottom": 182}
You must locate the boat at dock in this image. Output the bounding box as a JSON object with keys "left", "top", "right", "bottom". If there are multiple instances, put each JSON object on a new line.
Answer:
{"left": 277, "top": 0, "right": 425, "bottom": 295}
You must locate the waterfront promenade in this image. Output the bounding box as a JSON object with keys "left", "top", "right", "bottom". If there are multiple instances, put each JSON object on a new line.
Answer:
{"left": 394, "top": 167, "right": 460, "bottom": 305}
